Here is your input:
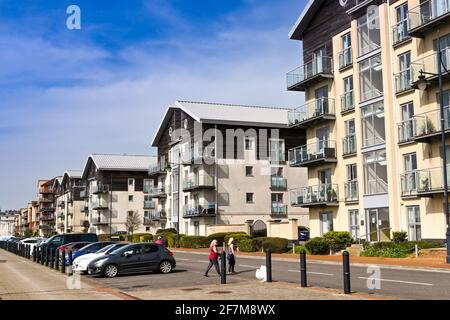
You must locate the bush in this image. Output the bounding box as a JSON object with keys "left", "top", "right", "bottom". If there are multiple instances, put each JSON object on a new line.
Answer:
{"left": 131, "top": 233, "right": 153, "bottom": 243}
{"left": 204, "top": 233, "right": 229, "bottom": 247}
{"left": 156, "top": 228, "right": 177, "bottom": 235}
{"left": 305, "top": 237, "right": 330, "bottom": 255}
{"left": 287, "top": 245, "right": 309, "bottom": 254}
{"left": 224, "top": 233, "right": 251, "bottom": 244}
{"left": 97, "top": 234, "right": 111, "bottom": 241}
{"left": 261, "top": 237, "right": 289, "bottom": 253}
{"left": 179, "top": 236, "right": 208, "bottom": 248}
{"left": 361, "top": 240, "right": 443, "bottom": 258}
{"left": 323, "top": 231, "right": 353, "bottom": 252}
{"left": 392, "top": 231, "right": 408, "bottom": 243}
{"left": 238, "top": 239, "right": 257, "bottom": 252}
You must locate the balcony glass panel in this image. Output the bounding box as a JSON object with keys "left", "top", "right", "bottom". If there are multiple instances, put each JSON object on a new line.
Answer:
{"left": 341, "top": 91, "right": 354, "bottom": 113}
{"left": 288, "top": 98, "right": 335, "bottom": 126}
{"left": 401, "top": 166, "right": 450, "bottom": 194}
{"left": 286, "top": 57, "right": 333, "bottom": 89}
{"left": 392, "top": 20, "right": 410, "bottom": 45}
{"left": 271, "top": 203, "right": 287, "bottom": 216}
{"left": 408, "top": 0, "right": 450, "bottom": 31}
{"left": 410, "top": 48, "right": 450, "bottom": 83}
{"left": 183, "top": 201, "right": 216, "bottom": 217}
{"left": 394, "top": 69, "right": 412, "bottom": 93}
{"left": 288, "top": 140, "right": 337, "bottom": 166}
{"left": 343, "top": 135, "right": 357, "bottom": 155}
{"left": 344, "top": 181, "right": 359, "bottom": 201}
{"left": 290, "top": 184, "right": 339, "bottom": 206}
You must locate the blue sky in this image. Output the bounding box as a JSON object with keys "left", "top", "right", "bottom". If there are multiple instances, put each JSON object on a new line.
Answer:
{"left": 0, "top": 0, "right": 306, "bottom": 210}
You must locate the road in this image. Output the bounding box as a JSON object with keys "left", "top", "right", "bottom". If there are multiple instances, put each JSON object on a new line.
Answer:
{"left": 92, "top": 251, "right": 450, "bottom": 300}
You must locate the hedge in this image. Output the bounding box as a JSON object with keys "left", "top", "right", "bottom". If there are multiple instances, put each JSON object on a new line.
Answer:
{"left": 179, "top": 236, "right": 208, "bottom": 249}
{"left": 323, "top": 231, "right": 353, "bottom": 252}
{"left": 361, "top": 241, "right": 443, "bottom": 258}
{"left": 238, "top": 239, "right": 257, "bottom": 252}
{"left": 224, "top": 233, "right": 251, "bottom": 244}
{"left": 130, "top": 233, "right": 153, "bottom": 243}
{"left": 156, "top": 228, "right": 177, "bottom": 235}
{"left": 305, "top": 237, "right": 330, "bottom": 255}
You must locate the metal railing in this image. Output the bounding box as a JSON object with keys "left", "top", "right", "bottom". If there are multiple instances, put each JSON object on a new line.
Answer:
{"left": 149, "top": 160, "right": 167, "bottom": 175}
{"left": 341, "top": 91, "right": 354, "bottom": 113}
{"left": 392, "top": 20, "right": 410, "bottom": 45}
{"left": 400, "top": 107, "right": 450, "bottom": 139}
{"left": 344, "top": 181, "right": 358, "bottom": 202}
{"left": 408, "top": 0, "right": 450, "bottom": 31}
{"left": 401, "top": 166, "right": 450, "bottom": 195}
{"left": 288, "top": 98, "right": 335, "bottom": 126}
{"left": 148, "top": 187, "right": 167, "bottom": 197}
{"left": 286, "top": 57, "right": 333, "bottom": 89}
{"left": 410, "top": 48, "right": 450, "bottom": 83}
{"left": 339, "top": 47, "right": 352, "bottom": 69}
{"left": 90, "top": 216, "right": 108, "bottom": 225}
{"left": 288, "top": 140, "right": 337, "bottom": 166}
{"left": 271, "top": 204, "right": 288, "bottom": 216}
{"left": 271, "top": 176, "right": 287, "bottom": 189}
{"left": 183, "top": 202, "right": 216, "bottom": 217}
{"left": 290, "top": 184, "right": 339, "bottom": 206}
{"left": 394, "top": 68, "right": 412, "bottom": 93}
{"left": 397, "top": 118, "right": 416, "bottom": 143}
{"left": 91, "top": 199, "right": 108, "bottom": 210}
{"left": 342, "top": 135, "right": 357, "bottom": 156}
{"left": 144, "top": 200, "right": 156, "bottom": 209}
{"left": 92, "top": 184, "right": 109, "bottom": 194}
{"left": 183, "top": 174, "right": 215, "bottom": 191}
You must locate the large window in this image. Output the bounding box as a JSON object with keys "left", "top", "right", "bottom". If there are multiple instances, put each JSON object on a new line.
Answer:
{"left": 361, "top": 102, "right": 385, "bottom": 147}
{"left": 320, "top": 212, "right": 333, "bottom": 235}
{"left": 363, "top": 149, "right": 388, "bottom": 195}
{"left": 357, "top": 6, "right": 381, "bottom": 56}
{"left": 359, "top": 54, "right": 383, "bottom": 102}
{"left": 407, "top": 206, "right": 421, "bottom": 241}
{"left": 349, "top": 210, "right": 360, "bottom": 239}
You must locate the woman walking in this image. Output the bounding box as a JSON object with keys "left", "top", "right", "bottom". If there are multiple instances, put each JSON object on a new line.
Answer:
{"left": 204, "top": 239, "right": 221, "bottom": 277}
{"left": 227, "top": 237, "right": 237, "bottom": 274}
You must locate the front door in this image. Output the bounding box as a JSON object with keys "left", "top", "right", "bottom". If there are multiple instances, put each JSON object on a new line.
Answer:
{"left": 366, "top": 208, "right": 390, "bottom": 242}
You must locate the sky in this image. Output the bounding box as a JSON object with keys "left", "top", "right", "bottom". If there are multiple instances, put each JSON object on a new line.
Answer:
{"left": 0, "top": 0, "right": 307, "bottom": 210}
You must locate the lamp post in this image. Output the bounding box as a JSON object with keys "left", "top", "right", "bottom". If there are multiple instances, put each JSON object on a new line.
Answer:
{"left": 415, "top": 38, "right": 450, "bottom": 263}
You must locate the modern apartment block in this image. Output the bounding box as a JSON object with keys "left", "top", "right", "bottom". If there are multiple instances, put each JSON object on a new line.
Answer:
{"left": 149, "top": 101, "right": 309, "bottom": 237}
{"left": 287, "top": 0, "right": 449, "bottom": 241}
{"left": 37, "top": 179, "right": 56, "bottom": 236}
{"left": 81, "top": 154, "right": 158, "bottom": 235}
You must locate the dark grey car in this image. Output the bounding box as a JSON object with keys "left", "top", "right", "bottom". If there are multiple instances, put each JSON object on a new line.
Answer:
{"left": 87, "top": 243, "right": 176, "bottom": 278}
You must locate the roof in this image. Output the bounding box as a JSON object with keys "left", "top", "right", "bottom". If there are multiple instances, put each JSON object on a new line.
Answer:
{"left": 289, "top": 0, "right": 324, "bottom": 40}
{"left": 82, "top": 154, "right": 157, "bottom": 178}
{"left": 152, "top": 100, "right": 293, "bottom": 146}
{"left": 66, "top": 170, "right": 83, "bottom": 179}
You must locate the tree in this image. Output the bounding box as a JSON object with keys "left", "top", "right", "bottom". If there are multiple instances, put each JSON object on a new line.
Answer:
{"left": 125, "top": 211, "right": 141, "bottom": 235}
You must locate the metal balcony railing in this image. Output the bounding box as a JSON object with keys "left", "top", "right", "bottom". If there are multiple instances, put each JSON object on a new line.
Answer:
{"left": 286, "top": 57, "right": 333, "bottom": 90}
{"left": 344, "top": 181, "right": 359, "bottom": 202}
{"left": 288, "top": 140, "right": 337, "bottom": 166}
{"left": 270, "top": 177, "right": 287, "bottom": 190}
{"left": 410, "top": 48, "right": 450, "bottom": 85}
{"left": 271, "top": 204, "right": 288, "bottom": 216}
{"left": 144, "top": 200, "right": 156, "bottom": 209}
{"left": 183, "top": 202, "right": 216, "bottom": 218}
{"left": 92, "top": 184, "right": 109, "bottom": 194}
{"left": 342, "top": 135, "right": 357, "bottom": 156}
{"left": 398, "top": 107, "right": 450, "bottom": 142}
{"left": 394, "top": 69, "right": 412, "bottom": 93}
{"left": 288, "top": 98, "right": 335, "bottom": 127}
{"left": 148, "top": 187, "right": 167, "bottom": 198}
{"left": 290, "top": 184, "right": 339, "bottom": 206}
{"left": 183, "top": 174, "right": 215, "bottom": 191}
{"left": 392, "top": 20, "right": 410, "bottom": 45}
{"left": 91, "top": 199, "right": 108, "bottom": 210}
{"left": 401, "top": 166, "right": 450, "bottom": 196}
{"left": 339, "top": 47, "right": 352, "bottom": 69}
{"left": 341, "top": 91, "right": 354, "bottom": 113}
{"left": 408, "top": 0, "right": 450, "bottom": 35}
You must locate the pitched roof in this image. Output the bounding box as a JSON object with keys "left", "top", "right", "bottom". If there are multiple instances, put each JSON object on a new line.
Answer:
{"left": 152, "top": 100, "right": 293, "bottom": 146}
{"left": 82, "top": 154, "right": 157, "bottom": 178}
{"left": 289, "top": 0, "right": 324, "bottom": 40}
{"left": 66, "top": 170, "right": 83, "bottom": 179}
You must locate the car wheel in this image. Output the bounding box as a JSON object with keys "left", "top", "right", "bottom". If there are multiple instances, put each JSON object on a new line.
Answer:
{"left": 159, "top": 260, "right": 172, "bottom": 274}
{"left": 103, "top": 264, "right": 119, "bottom": 278}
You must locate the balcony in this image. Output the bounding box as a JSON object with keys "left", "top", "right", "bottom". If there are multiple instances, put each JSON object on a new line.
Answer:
{"left": 183, "top": 202, "right": 216, "bottom": 218}
{"left": 341, "top": 91, "right": 354, "bottom": 114}
{"left": 401, "top": 107, "right": 450, "bottom": 143}
{"left": 148, "top": 187, "right": 167, "bottom": 198}
{"left": 90, "top": 217, "right": 109, "bottom": 226}
{"left": 339, "top": 47, "right": 352, "bottom": 70}
{"left": 398, "top": 119, "right": 416, "bottom": 144}
{"left": 183, "top": 175, "right": 215, "bottom": 192}
{"left": 148, "top": 161, "right": 167, "bottom": 176}
{"left": 288, "top": 98, "right": 335, "bottom": 128}
{"left": 80, "top": 190, "right": 87, "bottom": 199}
{"left": 39, "top": 186, "right": 54, "bottom": 194}
{"left": 183, "top": 146, "right": 216, "bottom": 165}
{"left": 288, "top": 140, "right": 337, "bottom": 167}
{"left": 271, "top": 204, "right": 288, "bottom": 217}
{"left": 401, "top": 166, "right": 450, "bottom": 197}
{"left": 270, "top": 176, "right": 287, "bottom": 190}
{"left": 344, "top": 181, "right": 359, "bottom": 202}
{"left": 39, "top": 197, "right": 53, "bottom": 203}
{"left": 342, "top": 135, "right": 357, "bottom": 157}
{"left": 408, "top": 0, "right": 450, "bottom": 38}
{"left": 394, "top": 69, "right": 413, "bottom": 94}
{"left": 392, "top": 20, "right": 410, "bottom": 46}
{"left": 144, "top": 200, "right": 156, "bottom": 209}
{"left": 290, "top": 184, "right": 339, "bottom": 207}
{"left": 92, "top": 200, "right": 108, "bottom": 210}
{"left": 57, "top": 200, "right": 65, "bottom": 208}
{"left": 345, "top": 0, "right": 375, "bottom": 15}
{"left": 410, "top": 49, "right": 450, "bottom": 88}
{"left": 92, "top": 184, "right": 109, "bottom": 194}
{"left": 41, "top": 205, "right": 54, "bottom": 213}
{"left": 286, "top": 57, "right": 334, "bottom": 91}
{"left": 144, "top": 210, "right": 167, "bottom": 224}
{"left": 41, "top": 214, "right": 55, "bottom": 221}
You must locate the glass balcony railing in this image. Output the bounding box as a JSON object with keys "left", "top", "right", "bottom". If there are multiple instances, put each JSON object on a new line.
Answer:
{"left": 290, "top": 184, "right": 339, "bottom": 206}
{"left": 410, "top": 48, "right": 450, "bottom": 84}
{"left": 91, "top": 199, "right": 108, "bottom": 210}
{"left": 341, "top": 91, "right": 354, "bottom": 113}
{"left": 286, "top": 57, "right": 333, "bottom": 90}
{"left": 287, "top": 98, "right": 335, "bottom": 126}
{"left": 183, "top": 202, "right": 216, "bottom": 218}
{"left": 408, "top": 0, "right": 450, "bottom": 33}
{"left": 394, "top": 69, "right": 412, "bottom": 93}
{"left": 92, "top": 184, "right": 109, "bottom": 194}
{"left": 144, "top": 200, "right": 156, "bottom": 209}
{"left": 148, "top": 187, "right": 167, "bottom": 197}
{"left": 183, "top": 174, "right": 215, "bottom": 191}
{"left": 392, "top": 20, "right": 410, "bottom": 45}
{"left": 365, "top": 179, "right": 388, "bottom": 195}
{"left": 271, "top": 176, "right": 287, "bottom": 189}
{"left": 339, "top": 47, "right": 352, "bottom": 69}
{"left": 401, "top": 166, "right": 450, "bottom": 196}
{"left": 271, "top": 204, "right": 288, "bottom": 216}
{"left": 288, "top": 140, "right": 337, "bottom": 166}
{"left": 90, "top": 216, "right": 108, "bottom": 226}
{"left": 343, "top": 135, "right": 357, "bottom": 156}
{"left": 411, "top": 107, "right": 450, "bottom": 140}
{"left": 397, "top": 118, "right": 416, "bottom": 143}
{"left": 149, "top": 160, "right": 167, "bottom": 175}
{"left": 344, "top": 181, "right": 359, "bottom": 202}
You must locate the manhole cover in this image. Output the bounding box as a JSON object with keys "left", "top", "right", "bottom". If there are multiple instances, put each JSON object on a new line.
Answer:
{"left": 208, "top": 291, "right": 232, "bottom": 295}
{"left": 181, "top": 288, "right": 202, "bottom": 292}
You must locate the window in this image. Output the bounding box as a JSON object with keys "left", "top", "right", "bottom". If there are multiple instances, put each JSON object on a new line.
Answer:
{"left": 342, "top": 76, "right": 354, "bottom": 112}
{"left": 361, "top": 102, "right": 385, "bottom": 147}
{"left": 359, "top": 54, "right": 383, "bottom": 101}
{"left": 128, "top": 179, "right": 135, "bottom": 186}
{"left": 349, "top": 210, "right": 360, "bottom": 239}
{"left": 246, "top": 193, "right": 254, "bottom": 203}
{"left": 245, "top": 166, "right": 254, "bottom": 177}
{"left": 320, "top": 212, "right": 333, "bottom": 235}
{"left": 393, "top": 3, "right": 409, "bottom": 44}
{"left": 408, "top": 206, "right": 421, "bottom": 241}
{"left": 346, "top": 164, "right": 358, "bottom": 201}
{"left": 397, "top": 51, "right": 411, "bottom": 92}
{"left": 271, "top": 167, "right": 283, "bottom": 177}
{"left": 399, "top": 102, "right": 415, "bottom": 142}
{"left": 357, "top": 6, "right": 380, "bottom": 56}
{"left": 128, "top": 211, "right": 134, "bottom": 217}
{"left": 271, "top": 193, "right": 283, "bottom": 204}
{"left": 185, "top": 221, "right": 189, "bottom": 236}
{"left": 270, "top": 139, "right": 285, "bottom": 162}
{"left": 194, "top": 221, "right": 200, "bottom": 236}
{"left": 403, "top": 153, "right": 418, "bottom": 192}
{"left": 128, "top": 195, "right": 134, "bottom": 202}
{"left": 347, "top": 164, "right": 357, "bottom": 181}
{"left": 245, "top": 137, "right": 255, "bottom": 150}
{"left": 363, "top": 149, "right": 388, "bottom": 195}
{"left": 340, "top": 33, "right": 352, "bottom": 68}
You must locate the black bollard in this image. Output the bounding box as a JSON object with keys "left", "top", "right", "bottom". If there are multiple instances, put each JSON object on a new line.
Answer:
{"left": 45, "top": 247, "right": 49, "bottom": 266}
{"left": 27, "top": 245, "right": 30, "bottom": 259}
{"left": 33, "top": 247, "right": 37, "bottom": 262}
{"left": 221, "top": 251, "right": 226, "bottom": 284}
{"left": 300, "top": 250, "right": 307, "bottom": 288}
{"left": 50, "top": 249, "right": 54, "bottom": 269}
{"left": 55, "top": 249, "right": 60, "bottom": 271}
{"left": 67, "top": 250, "right": 73, "bottom": 276}
{"left": 61, "top": 250, "right": 66, "bottom": 274}
{"left": 266, "top": 247, "right": 272, "bottom": 283}
{"left": 343, "top": 251, "right": 351, "bottom": 294}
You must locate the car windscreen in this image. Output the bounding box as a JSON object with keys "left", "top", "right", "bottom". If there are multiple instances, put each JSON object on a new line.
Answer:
{"left": 96, "top": 244, "right": 115, "bottom": 253}
{"left": 109, "top": 244, "right": 136, "bottom": 255}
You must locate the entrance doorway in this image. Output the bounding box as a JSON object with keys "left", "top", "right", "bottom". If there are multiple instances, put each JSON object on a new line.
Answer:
{"left": 366, "top": 208, "right": 390, "bottom": 241}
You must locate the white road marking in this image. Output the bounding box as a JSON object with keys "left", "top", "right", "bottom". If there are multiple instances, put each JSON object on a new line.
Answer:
{"left": 238, "top": 264, "right": 259, "bottom": 268}
{"left": 288, "top": 270, "right": 334, "bottom": 276}
{"left": 358, "top": 277, "right": 433, "bottom": 286}
{"left": 175, "top": 258, "right": 190, "bottom": 261}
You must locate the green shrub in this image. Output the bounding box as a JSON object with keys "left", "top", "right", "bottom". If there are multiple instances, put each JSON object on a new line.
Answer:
{"left": 204, "top": 233, "right": 229, "bottom": 247}
{"left": 130, "top": 233, "right": 153, "bottom": 243}
{"left": 305, "top": 237, "right": 330, "bottom": 255}
{"left": 156, "top": 228, "right": 177, "bottom": 235}
{"left": 392, "top": 231, "right": 408, "bottom": 243}
{"left": 97, "top": 234, "right": 110, "bottom": 241}
{"left": 261, "top": 237, "right": 289, "bottom": 253}
{"left": 179, "top": 236, "right": 208, "bottom": 249}
{"left": 361, "top": 240, "right": 443, "bottom": 258}
{"left": 238, "top": 239, "right": 257, "bottom": 252}
{"left": 287, "top": 245, "right": 309, "bottom": 254}
{"left": 224, "top": 232, "right": 250, "bottom": 244}
{"left": 323, "top": 231, "right": 353, "bottom": 252}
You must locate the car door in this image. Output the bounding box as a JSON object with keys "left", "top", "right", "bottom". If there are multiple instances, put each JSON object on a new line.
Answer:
{"left": 120, "top": 245, "right": 143, "bottom": 273}
{"left": 142, "top": 244, "right": 161, "bottom": 270}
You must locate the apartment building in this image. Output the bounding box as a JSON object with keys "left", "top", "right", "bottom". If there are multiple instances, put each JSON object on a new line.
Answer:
{"left": 54, "top": 171, "right": 85, "bottom": 234}
{"left": 22, "top": 201, "right": 39, "bottom": 235}
{"left": 81, "top": 154, "right": 158, "bottom": 235}
{"left": 149, "top": 101, "right": 309, "bottom": 237}
{"left": 37, "top": 179, "right": 56, "bottom": 236}
{"left": 53, "top": 176, "right": 64, "bottom": 234}
{"left": 0, "top": 211, "right": 18, "bottom": 236}
{"left": 287, "top": 0, "right": 449, "bottom": 241}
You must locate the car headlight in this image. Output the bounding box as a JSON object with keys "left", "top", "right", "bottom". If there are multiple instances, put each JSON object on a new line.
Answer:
{"left": 93, "top": 258, "right": 108, "bottom": 267}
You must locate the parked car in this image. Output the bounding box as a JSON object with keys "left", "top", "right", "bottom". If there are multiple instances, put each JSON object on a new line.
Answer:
{"left": 298, "top": 226, "right": 310, "bottom": 242}
{"left": 40, "top": 233, "right": 98, "bottom": 252}
{"left": 73, "top": 243, "right": 129, "bottom": 274}
{"left": 59, "top": 242, "right": 92, "bottom": 254}
{"left": 20, "top": 237, "right": 44, "bottom": 255}
{"left": 87, "top": 243, "right": 176, "bottom": 278}
{"left": 67, "top": 241, "right": 116, "bottom": 265}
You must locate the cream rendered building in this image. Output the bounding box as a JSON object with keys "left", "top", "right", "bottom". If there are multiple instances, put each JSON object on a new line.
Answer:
{"left": 287, "top": 0, "right": 449, "bottom": 241}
